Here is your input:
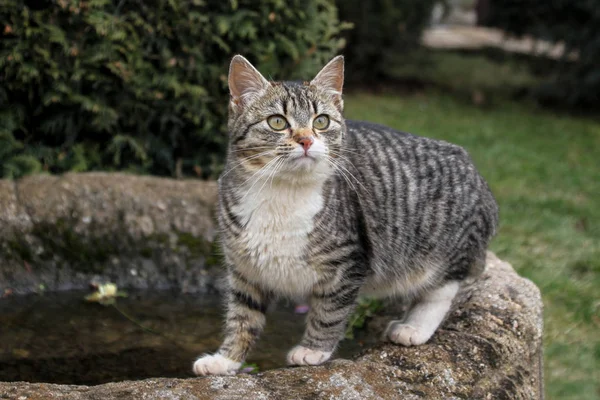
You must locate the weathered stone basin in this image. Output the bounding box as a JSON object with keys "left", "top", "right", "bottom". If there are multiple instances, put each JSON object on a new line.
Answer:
{"left": 0, "top": 173, "right": 543, "bottom": 399}
{"left": 0, "top": 173, "right": 219, "bottom": 295}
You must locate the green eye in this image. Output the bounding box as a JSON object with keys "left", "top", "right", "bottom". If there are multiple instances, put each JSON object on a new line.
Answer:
{"left": 313, "top": 114, "right": 330, "bottom": 130}
{"left": 267, "top": 115, "right": 289, "bottom": 131}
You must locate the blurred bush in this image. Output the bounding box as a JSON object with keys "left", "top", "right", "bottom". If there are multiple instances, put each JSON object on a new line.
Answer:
{"left": 337, "top": 0, "right": 436, "bottom": 82}
{"left": 486, "top": 0, "right": 600, "bottom": 108}
{"left": 0, "top": 0, "right": 346, "bottom": 179}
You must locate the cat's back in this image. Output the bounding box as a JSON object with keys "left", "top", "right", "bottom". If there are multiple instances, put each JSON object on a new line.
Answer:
{"left": 344, "top": 120, "right": 488, "bottom": 206}
{"left": 345, "top": 120, "right": 470, "bottom": 168}
{"left": 344, "top": 119, "right": 492, "bottom": 198}
{"left": 342, "top": 120, "right": 498, "bottom": 285}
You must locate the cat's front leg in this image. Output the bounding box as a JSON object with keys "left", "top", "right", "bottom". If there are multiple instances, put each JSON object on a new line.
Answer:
{"left": 194, "top": 270, "right": 271, "bottom": 376}
{"left": 287, "top": 281, "right": 361, "bottom": 366}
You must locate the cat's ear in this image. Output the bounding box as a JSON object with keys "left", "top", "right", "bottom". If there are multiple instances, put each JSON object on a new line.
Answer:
{"left": 229, "top": 55, "right": 269, "bottom": 109}
{"left": 311, "top": 55, "right": 344, "bottom": 95}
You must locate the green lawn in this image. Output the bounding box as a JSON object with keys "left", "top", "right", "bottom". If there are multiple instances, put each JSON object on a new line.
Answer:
{"left": 344, "top": 91, "right": 600, "bottom": 400}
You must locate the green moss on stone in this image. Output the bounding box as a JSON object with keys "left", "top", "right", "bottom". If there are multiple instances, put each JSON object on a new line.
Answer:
{"left": 204, "top": 240, "right": 223, "bottom": 269}
{"left": 5, "top": 237, "right": 34, "bottom": 262}
{"left": 30, "top": 218, "right": 114, "bottom": 273}
{"left": 139, "top": 247, "right": 153, "bottom": 258}
{"left": 2, "top": 213, "right": 220, "bottom": 277}
{"left": 176, "top": 232, "right": 212, "bottom": 258}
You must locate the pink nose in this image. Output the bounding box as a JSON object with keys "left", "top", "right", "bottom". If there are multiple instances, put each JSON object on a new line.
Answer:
{"left": 297, "top": 137, "right": 314, "bottom": 152}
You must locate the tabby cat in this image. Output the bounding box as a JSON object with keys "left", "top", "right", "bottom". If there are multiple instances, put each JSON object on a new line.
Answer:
{"left": 193, "top": 55, "right": 498, "bottom": 375}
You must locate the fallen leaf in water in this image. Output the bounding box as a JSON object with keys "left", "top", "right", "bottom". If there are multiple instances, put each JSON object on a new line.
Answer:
{"left": 85, "top": 283, "right": 127, "bottom": 305}
{"left": 12, "top": 349, "right": 30, "bottom": 358}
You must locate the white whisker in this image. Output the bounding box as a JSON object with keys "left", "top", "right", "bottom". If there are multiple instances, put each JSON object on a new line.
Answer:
{"left": 241, "top": 156, "right": 283, "bottom": 201}
{"left": 254, "top": 155, "right": 287, "bottom": 200}
{"left": 230, "top": 146, "right": 274, "bottom": 153}
{"left": 239, "top": 155, "right": 281, "bottom": 188}
{"left": 329, "top": 151, "right": 370, "bottom": 194}
{"left": 329, "top": 150, "right": 362, "bottom": 170}
{"left": 323, "top": 157, "right": 357, "bottom": 193}
{"left": 327, "top": 155, "right": 370, "bottom": 195}
{"left": 220, "top": 150, "right": 275, "bottom": 179}
{"left": 269, "top": 156, "right": 287, "bottom": 190}
{"left": 332, "top": 147, "right": 362, "bottom": 156}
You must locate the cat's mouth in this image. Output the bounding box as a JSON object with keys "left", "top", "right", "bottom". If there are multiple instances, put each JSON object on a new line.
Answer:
{"left": 290, "top": 152, "right": 318, "bottom": 164}
{"left": 282, "top": 152, "right": 323, "bottom": 174}
{"left": 297, "top": 152, "right": 316, "bottom": 160}
{"left": 281, "top": 147, "right": 330, "bottom": 175}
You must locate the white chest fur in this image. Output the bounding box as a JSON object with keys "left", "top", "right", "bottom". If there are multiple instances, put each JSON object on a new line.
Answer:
{"left": 233, "top": 181, "right": 324, "bottom": 297}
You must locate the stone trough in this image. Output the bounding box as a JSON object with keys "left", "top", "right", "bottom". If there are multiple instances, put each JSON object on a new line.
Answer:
{"left": 0, "top": 173, "right": 543, "bottom": 399}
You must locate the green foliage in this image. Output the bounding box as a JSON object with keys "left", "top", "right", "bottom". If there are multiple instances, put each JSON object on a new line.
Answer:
{"left": 239, "top": 362, "right": 260, "bottom": 374}
{"left": 345, "top": 297, "right": 383, "bottom": 339}
{"left": 337, "top": 0, "right": 436, "bottom": 82}
{"left": 485, "top": 0, "right": 600, "bottom": 108}
{"left": 0, "top": 0, "right": 346, "bottom": 178}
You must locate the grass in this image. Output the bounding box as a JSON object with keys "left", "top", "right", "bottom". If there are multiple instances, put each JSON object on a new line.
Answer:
{"left": 344, "top": 88, "right": 600, "bottom": 399}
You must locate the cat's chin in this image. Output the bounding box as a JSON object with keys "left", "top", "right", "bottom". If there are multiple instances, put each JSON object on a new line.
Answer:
{"left": 286, "top": 156, "right": 331, "bottom": 175}
{"left": 274, "top": 159, "right": 332, "bottom": 185}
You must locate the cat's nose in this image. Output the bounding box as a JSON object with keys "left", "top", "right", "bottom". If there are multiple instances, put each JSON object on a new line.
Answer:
{"left": 296, "top": 136, "right": 314, "bottom": 153}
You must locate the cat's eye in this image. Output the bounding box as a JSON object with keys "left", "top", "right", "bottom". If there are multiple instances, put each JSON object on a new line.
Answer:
{"left": 313, "top": 114, "right": 330, "bottom": 130}
{"left": 267, "top": 115, "right": 289, "bottom": 131}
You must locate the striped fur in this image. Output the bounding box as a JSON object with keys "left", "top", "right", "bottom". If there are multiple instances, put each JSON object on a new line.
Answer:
{"left": 193, "top": 55, "right": 499, "bottom": 375}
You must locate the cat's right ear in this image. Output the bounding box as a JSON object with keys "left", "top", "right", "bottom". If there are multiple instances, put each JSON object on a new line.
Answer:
{"left": 311, "top": 55, "right": 344, "bottom": 95}
{"left": 229, "top": 55, "right": 269, "bottom": 111}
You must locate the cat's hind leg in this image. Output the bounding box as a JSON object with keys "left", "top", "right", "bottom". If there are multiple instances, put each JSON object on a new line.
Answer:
{"left": 385, "top": 280, "right": 459, "bottom": 346}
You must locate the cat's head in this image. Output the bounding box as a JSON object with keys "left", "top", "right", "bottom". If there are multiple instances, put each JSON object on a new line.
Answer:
{"left": 226, "top": 55, "right": 345, "bottom": 183}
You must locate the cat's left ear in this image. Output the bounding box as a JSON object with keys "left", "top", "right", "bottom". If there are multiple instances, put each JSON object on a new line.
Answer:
{"left": 311, "top": 55, "right": 344, "bottom": 96}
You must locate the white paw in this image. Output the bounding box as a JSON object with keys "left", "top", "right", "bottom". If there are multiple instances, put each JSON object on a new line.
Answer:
{"left": 287, "top": 345, "right": 332, "bottom": 366}
{"left": 193, "top": 354, "right": 242, "bottom": 376}
{"left": 385, "top": 321, "right": 432, "bottom": 346}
